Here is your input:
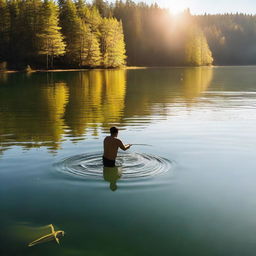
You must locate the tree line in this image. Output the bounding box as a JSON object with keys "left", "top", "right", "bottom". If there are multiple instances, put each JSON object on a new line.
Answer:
{"left": 113, "top": 3, "right": 213, "bottom": 66}
{"left": 195, "top": 14, "right": 256, "bottom": 65}
{"left": 1, "top": 0, "right": 256, "bottom": 69}
{"left": 0, "top": 0, "right": 126, "bottom": 69}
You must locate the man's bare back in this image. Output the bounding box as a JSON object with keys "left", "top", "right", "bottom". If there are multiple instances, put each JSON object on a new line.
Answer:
{"left": 103, "top": 136, "right": 128, "bottom": 160}
{"left": 103, "top": 127, "right": 131, "bottom": 167}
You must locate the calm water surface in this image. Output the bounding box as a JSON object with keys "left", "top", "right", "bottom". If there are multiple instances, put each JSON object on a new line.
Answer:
{"left": 0, "top": 67, "right": 256, "bottom": 255}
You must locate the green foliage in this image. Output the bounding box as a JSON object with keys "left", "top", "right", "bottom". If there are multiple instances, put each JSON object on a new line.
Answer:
{"left": 0, "top": 0, "right": 126, "bottom": 69}
{"left": 73, "top": 1, "right": 102, "bottom": 66}
{"left": 93, "top": 0, "right": 112, "bottom": 18}
{"left": 7, "top": 0, "right": 43, "bottom": 67}
{"left": 195, "top": 14, "right": 256, "bottom": 65}
{"left": 113, "top": 3, "right": 213, "bottom": 66}
{"left": 59, "top": 0, "right": 82, "bottom": 65}
{"left": 100, "top": 18, "right": 126, "bottom": 67}
{"left": 7, "top": 0, "right": 22, "bottom": 66}
{"left": 185, "top": 26, "right": 213, "bottom": 66}
{"left": 85, "top": 6, "right": 102, "bottom": 35}
{"left": 37, "top": 0, "right": 66, "bottom": 69}
{"left": 4, "top": 0, "right": 256, "bottom": 69}
{"left": 75, "top": 22, "right": 102, "bottom": 67}
{"left": 0, "top": 0, "right": 10, "bottom": 61}
{"left": 58, "top": 0, "right": 103, "bottom": 67}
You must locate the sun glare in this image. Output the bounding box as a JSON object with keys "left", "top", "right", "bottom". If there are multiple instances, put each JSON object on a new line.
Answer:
{"left": 167, "top": 1, "right": 188, "bottom": 15}
{"left": 168, "top": 7, "right": 185, "bottom": 15}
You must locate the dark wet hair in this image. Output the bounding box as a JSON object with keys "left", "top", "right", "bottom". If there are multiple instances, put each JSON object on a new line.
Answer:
{"left": 110, "top": 127, "right": 118, "bottom": 135}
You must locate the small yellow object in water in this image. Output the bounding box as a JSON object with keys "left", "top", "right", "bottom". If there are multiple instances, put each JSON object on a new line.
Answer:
{"left": 28, "top": 224, "right": 64, "bottom": 247}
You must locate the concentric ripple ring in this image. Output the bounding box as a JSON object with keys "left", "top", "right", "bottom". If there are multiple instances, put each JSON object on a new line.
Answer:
{"left": 55, "top": 152, "right": 172, "bottom": 180}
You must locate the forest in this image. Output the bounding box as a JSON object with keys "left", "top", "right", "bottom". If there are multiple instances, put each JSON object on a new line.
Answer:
{"left": 0, "top": 0, "right": 256, "bottom": 69}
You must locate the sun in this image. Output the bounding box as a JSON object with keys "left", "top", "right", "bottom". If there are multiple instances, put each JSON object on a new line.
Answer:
{"left": 166, "top": 1, "right": 189, "bottom": 15}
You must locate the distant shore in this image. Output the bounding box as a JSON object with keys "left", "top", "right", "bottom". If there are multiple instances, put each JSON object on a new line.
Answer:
{"left": 0, "top": 66, "right": 150, "bottom": 74}
{"left": 0, "top": 65, "right": 219, "bottom": 74}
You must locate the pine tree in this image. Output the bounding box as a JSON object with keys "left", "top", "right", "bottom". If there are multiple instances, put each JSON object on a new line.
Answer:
{"left": 100, "top": 18, "right": 126, "bottom": 68}
{"left": 18, "top": 0, "right": 42, "bottom": 64}
{"left": 0, "top": 0, "right": 226, "bottom": 68}
{"left": 59, "top": 0, "right": 83, "bottom": 65}
{"left": 74, "top": 0, "right": 102, "bottom": 66}
{"left": 185, "top": 26, "right": 213, "bottom": 66}
{"left": 37, "top": 0, "right": 66, "bottom": 69}
{"left": 59, "top": 0, "right": 102, "bottom": 67}
{"left": 77, "top": 22, "right": 101, "bottom": 67}
{"left": 93, "top": 0, "right": 112, "bottom": 18}
{"left": 81, "top": 5, "right": 102, "bottom": 35}
{"left": 200, "top": 35, "right": 213, "bottom": 65}
{"left": 8, "top": 0, "right": 21, "bottom": 66}
{"left": 82, "top": 24, "right": 102, "bottom": 67}
{"left": 75, "top": 0, "right": 89, "bottom": 21}
{"left": 0, "top": 0, "right": 10, "bottom": 62}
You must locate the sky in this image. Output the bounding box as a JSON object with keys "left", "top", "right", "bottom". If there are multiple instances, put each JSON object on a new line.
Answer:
{"left": 109, "top": 0, "right": 256, "bottom": 15}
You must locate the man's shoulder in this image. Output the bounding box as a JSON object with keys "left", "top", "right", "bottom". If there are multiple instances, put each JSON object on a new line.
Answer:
{"left": 110, "top": 137, "right": 122, "bottom": 144}
{"left": 104, "top": 136, "right": 120, "bottom": 142}
{"left": 114, "top": 138, "right": 122, "bottom": 145}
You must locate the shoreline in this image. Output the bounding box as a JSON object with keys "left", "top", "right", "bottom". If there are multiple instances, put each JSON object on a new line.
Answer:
{"left": 0, "top": 67, "right": 148, "bottom": 74}
{"left": 0, "top": 66, "right": 210, "bottom": 74}
{"left": 3, "top": 65, "right": 255, "bottom": 74}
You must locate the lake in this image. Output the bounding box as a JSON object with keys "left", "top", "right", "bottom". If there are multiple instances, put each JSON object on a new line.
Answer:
{"left": 0, "top": 66, "right": 256, "bottom": 256}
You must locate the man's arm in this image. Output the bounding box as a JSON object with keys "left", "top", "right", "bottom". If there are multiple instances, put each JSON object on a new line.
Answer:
{"left": 117, "top": 139, "right": 131, "bottom": 151}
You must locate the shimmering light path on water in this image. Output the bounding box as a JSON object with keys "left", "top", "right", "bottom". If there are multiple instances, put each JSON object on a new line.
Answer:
{"left": 0, "top": 67, "right": 256, "bottom": 256}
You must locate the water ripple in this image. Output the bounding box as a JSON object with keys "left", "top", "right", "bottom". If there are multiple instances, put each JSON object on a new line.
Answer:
{"left": 55, "top": 152, "right": 172, "bottom": 180}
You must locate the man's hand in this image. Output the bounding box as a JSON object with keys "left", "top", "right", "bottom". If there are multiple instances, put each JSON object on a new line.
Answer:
{"left": 118, "top": 140, "right": 132, "bottom": 151}
{"left": 126, "top": 144, "right": 132, "bottom": 149}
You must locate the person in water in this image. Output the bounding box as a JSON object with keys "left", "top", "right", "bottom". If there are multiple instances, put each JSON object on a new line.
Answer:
{"left": 103, "top": 127, "right": 131, "bottom": 167}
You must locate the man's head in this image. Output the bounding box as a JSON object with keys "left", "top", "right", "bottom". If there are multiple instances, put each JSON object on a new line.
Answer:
{"left": 110, "top": 127, "right": 118, "bottom": 137}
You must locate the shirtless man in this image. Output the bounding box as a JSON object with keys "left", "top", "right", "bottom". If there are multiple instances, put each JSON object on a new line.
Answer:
{"left": 103, "top": 127, "right": 131, "bottom": 167}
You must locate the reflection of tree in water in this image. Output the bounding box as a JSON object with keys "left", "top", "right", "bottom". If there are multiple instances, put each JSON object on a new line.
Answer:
{"left": 64, "top": 69, "right": 126, "bottom": 139}
{"left": 64, "top": 71, "right": 103, "bottom": 137}
{"left": 40, "top": 83, "right": 69, "bottom": 150}
{"left": 182, "top": 67, "right": 213, "bottom": 100}
{"left": 0, "top": 73, "right": 8, "bottom": 84}
{"left": 0, "top": 70, "right": 126, "bottom": 153}
{"left": 0, "top": 68, "right": 213, "bottom": 154}
{"left": 0, "top": 75, "right": 69, "bottom": 153}
{"left": 123, "top": 67, "right": 213, "bottom": 119}
{"left": 103, "top": 70, "right": 126, "bottom": 124}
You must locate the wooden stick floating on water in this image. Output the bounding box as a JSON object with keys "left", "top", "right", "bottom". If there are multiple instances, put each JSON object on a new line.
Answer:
{"left": 28, "top": 224, "right": 64, "bottom": 247}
